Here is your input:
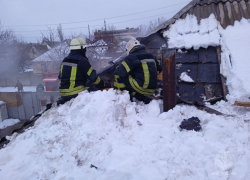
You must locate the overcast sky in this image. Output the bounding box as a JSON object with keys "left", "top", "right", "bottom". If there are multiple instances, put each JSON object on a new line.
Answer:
{"left": 0, "top": 0, "right": 191, "bottom": 43}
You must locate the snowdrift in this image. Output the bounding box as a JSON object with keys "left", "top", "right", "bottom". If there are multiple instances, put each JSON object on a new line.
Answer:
{"left": 0, "top": 89, "right": 249, "bottom": 180}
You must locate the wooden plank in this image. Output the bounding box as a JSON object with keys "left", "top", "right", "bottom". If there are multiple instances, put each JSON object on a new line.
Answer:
{"left": 177, "top": 98, "right": 227, "bottom": 116}
{"left": 234, "top": 101, "right": 250, "bottom": 108}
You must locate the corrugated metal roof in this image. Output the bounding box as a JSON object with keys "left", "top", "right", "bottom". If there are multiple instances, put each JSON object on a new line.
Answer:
{"left": 147, "top": 0, "right": 250, "bottom": 36}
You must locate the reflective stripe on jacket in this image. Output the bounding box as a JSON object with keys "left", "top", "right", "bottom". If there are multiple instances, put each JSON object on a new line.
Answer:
{"left": 58, "top": 51, "right": 102, "bottom": 96}
{"left": 115, "top": 45, "right": 162, "bottom": 95}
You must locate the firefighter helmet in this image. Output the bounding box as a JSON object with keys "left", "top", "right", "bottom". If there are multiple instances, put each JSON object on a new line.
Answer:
{"left": 126, "top": 38, "right": 140, "bottom": 54}
{"left": 70, "top": 38, "right": 87, "bottom": 50}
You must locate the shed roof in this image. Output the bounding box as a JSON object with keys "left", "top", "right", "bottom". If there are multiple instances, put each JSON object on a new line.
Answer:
{"left": 147, "top": 0, "right": 250, "bottom": 36}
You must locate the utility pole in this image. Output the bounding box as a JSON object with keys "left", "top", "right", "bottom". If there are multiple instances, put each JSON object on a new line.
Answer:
{"left": 104, "top": 19, "right": 107, "bottom": 31}
{"left": 88, "top": 25, "right": 91, "bottom": 40}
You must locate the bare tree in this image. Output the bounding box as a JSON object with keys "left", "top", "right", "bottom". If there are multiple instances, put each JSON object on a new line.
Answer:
{"left": 137, "top": 24, "right": 148, "bottom": 37}
{"left": 107, "top": 25, "right": 116, "bottom": 31}
{"left": 57, "top": 24, "right": 64, "bottom": 42}
{"left": 0, "top": 22, "right": 23, "bottom": 75}
{"left": 40, "top": 26, "right": 57, "bottom": 42}
{"left": 0, "top": 21, "right": 17, "bottom": 44}
{"left": 39, "top": 24, "right": 65, "bottom": 43}
{"left": 137, "top": 17, "right": 166, "bottom": 37}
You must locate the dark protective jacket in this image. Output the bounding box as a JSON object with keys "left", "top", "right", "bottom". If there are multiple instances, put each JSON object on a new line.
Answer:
{"left": 58, "top": 50, "right": 102, "bottom": 96}
{"left": 115, "top": 45, "right": 162, "bottom": 95}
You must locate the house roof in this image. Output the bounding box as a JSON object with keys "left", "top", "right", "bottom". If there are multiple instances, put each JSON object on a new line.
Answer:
{"left": 32, "top": 42, "right": 69, "bottom": 62}
{"left": 146, "top": 0, "right": 250, "bottom": 36}
{"left": 42, "top": 38, "right": 61, "bottom": 48}
{"left": 31, "top": 44, "right": 49, "bottom": 54}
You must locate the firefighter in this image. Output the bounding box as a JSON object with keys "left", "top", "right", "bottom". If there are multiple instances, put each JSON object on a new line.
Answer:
{"left": 57, "top": 37, "right": 104, "bottom": 105}
{"left": 114, "top": 38, "right": 162, "bottom": 104}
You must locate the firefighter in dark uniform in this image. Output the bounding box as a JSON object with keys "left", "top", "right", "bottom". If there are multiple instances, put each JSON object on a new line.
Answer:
{"left": 57, "top": 37, "right": 104, "bottom": 105}
{"left": 114, "top": 38, "right": 162, "bottom": 104}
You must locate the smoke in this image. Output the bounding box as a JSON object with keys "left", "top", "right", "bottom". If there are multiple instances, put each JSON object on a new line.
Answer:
{"left": 0, "top": 44, "right": 22, "bottom": 75}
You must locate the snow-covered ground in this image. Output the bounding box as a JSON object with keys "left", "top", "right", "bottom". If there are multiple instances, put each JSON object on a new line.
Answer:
{"left": 0, "top": 86, "right": 37, "bottom": 92}
{"left": 0, "top": 89, "right": 249, "bottom": 180}
{"left": 0, "top": 119, "right": 20, "bottom": 129}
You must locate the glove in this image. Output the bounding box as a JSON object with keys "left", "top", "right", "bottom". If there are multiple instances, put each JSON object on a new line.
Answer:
{"left": 87, "top": 84, "right": 99, "bottom": 92}
{"left": 104, "top": 81, "right": 111, "bottom": 88}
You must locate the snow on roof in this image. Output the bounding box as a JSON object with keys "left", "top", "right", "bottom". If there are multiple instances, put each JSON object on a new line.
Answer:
{"left": 0, "top": 89, "right": 249, "bottom": 179}
{"left": 32, "top": 42, "right": 69, "bottom": 62}
{"left": 163, "top": 14, "right": 220, "bottom": 50}
{"left": 87, "top": 39, "right": 107, "bottom": 47}
{"left": 163, "top": 14, "right": 250, "bottom": 102}
{"left": 148, "top": 0, "right": 250, "bottom": 36}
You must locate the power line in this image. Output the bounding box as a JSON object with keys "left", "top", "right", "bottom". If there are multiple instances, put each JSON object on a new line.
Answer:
{"left": 8, "top": 1, "right": 189, "bottom": 27}
{"left": 14, "top": 11, "right": 177, "bottom": 33}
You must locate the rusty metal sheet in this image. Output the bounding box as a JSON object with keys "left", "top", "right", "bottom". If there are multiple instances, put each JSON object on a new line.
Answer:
{"left": 162, "top": 49, "right": 176, "bottom": 112}
{"left": 198, "top": 64, "right": 221, "bottom": 83}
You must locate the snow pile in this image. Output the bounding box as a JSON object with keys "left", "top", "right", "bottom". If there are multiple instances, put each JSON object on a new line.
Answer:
{"left": 163, "top": 14, "right": 250, "bottom": 102}
{"left": 219, "top": 19, "right": 250, "bottom": 102}
{"left": 0, "top": 119, "right": 20, "bottom": 129}
{"left": 163, "top": 14, "right": 220, "bottom": 50}
{"left": 0, "top": 89, "right": 250, "bottom": 180}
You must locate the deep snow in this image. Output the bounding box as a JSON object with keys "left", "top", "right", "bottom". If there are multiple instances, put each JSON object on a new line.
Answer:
{"left": 0, "top": 89, "right": 249, "bottom": 180}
